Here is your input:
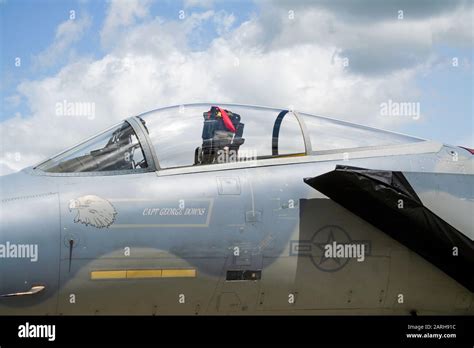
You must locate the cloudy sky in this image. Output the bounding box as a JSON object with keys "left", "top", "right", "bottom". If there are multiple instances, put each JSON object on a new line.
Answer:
{"left": 0, "top": 0, "right": 472, "bottom": 175}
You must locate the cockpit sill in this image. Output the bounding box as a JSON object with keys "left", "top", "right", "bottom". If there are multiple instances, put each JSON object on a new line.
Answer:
{"left": 25, "top": 140, "right": 445, "bottom": 178}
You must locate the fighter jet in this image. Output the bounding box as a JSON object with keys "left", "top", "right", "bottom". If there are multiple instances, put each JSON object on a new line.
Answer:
{"left": 0, "top": 103, "right": 472, "bottom": 315}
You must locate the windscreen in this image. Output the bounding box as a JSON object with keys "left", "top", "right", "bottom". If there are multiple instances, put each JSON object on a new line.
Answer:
{"left": 36, "top": 122, "right": 148, "bottom": 173}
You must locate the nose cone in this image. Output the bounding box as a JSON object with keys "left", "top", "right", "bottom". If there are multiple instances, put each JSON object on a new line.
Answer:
{"left": 0, "top": 169, "right": 60, "bottom": 314}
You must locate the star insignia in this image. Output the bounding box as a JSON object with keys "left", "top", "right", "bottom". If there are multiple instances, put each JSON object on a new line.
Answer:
{"left": 314, "top": 229, "right": 342, "bottom": 265}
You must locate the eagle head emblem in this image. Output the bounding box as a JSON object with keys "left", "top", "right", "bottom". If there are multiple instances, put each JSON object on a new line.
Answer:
{"left": 69, "top": 195, "right": 117, "bottom": 228}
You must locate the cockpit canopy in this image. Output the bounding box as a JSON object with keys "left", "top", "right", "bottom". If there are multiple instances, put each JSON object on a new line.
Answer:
{"left": 35, "top": 103, "right": 423, "bottom": 173}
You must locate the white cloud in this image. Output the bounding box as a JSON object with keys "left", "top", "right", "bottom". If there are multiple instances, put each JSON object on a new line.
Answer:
{"left": 0, "top": 1, "right": 471, "bottom": 175}
{"left": 34, "top": 15, "right": 91, "bottom": 69}
{"left": 213, "top": 10, "right": 236, "bottom": 36}
{"left": 100, "top": 0, "right": 152, "bottom": 47}
{"left": 430, "top": 5, "right": 473, "bottom": 47}
{"left": 242, "top": 2, "right": 472, "bottom": 75}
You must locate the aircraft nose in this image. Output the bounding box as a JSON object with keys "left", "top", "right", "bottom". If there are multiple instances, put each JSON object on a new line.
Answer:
{"left": 0, "top": 170, "right": 58, "bottom": 200}
{"left": 0, "top": 170, "right": 60, "bottom": 244}
{"left": 0, "top": 170, "right": 60, "bottom": 312}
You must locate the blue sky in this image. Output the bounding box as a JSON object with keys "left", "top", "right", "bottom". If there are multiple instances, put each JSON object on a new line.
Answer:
{"left": 0, "top": 0, "right": 472, "bottom": 174}
{"left": 1, "top": 0, "right": 104, "bottom": 118}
